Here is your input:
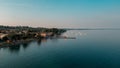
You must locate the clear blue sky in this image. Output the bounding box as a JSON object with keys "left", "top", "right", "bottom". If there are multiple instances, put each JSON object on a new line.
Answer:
{"left": 0, "top": 0, "right": 120, "bottom": 28}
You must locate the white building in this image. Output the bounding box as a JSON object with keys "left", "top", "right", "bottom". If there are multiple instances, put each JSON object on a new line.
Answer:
{"left": 0, "top": 33, "right": 8, "bottom": 40}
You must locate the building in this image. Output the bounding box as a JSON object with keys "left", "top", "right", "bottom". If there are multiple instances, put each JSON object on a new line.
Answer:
{"left": 0, "top": 33, "right": 8, "bottom": 40}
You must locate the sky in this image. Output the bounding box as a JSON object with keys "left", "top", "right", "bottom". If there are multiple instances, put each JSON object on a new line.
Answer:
{"left": 0, "top": 0, "right": 120, "bottom": 28}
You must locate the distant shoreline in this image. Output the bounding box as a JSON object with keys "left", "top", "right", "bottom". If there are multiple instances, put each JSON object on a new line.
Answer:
{"left": 65, "top": 28, "right": 120, "bottom": 30}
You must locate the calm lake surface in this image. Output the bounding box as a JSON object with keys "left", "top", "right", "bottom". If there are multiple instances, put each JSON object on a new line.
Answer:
{"left": 0, "top": 30, "right": 120, "bottom": 68}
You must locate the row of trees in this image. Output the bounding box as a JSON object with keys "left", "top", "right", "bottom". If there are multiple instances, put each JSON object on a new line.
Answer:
{"left": 0, "top": 25, "right": 66, "bottom": 33}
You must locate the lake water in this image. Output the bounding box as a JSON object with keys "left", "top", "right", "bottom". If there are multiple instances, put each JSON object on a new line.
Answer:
{"left": 0, "top": 30, "right": 120, "bottom": 68}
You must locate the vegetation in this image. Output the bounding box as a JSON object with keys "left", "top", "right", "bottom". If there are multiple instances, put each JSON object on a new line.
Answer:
{"left": 0, "top": 25, "right": 66, "bottom": 43}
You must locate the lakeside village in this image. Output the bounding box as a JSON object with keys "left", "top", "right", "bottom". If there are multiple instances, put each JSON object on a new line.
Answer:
{"left": 0, "top": 26, "right": 66, "bottom": 47}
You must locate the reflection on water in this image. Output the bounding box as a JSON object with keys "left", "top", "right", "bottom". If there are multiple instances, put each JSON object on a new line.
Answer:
{"left": 0, "top": 38, "right": 55, "bottom": 54}
{"left": 1, "top": 30, "right": 120, "bottom": 68}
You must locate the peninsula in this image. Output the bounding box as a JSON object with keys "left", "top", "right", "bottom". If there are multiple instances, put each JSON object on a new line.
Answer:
{"left": 0, "top": 25, "right": 66, "bottom": 47}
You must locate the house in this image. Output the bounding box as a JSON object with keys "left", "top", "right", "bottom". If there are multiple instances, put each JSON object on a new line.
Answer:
{"left": 40, "top": 33, "right": 47, "bottom": 38}
{"left": 0, "top": 33, "right": 8, "bottom": 40}
{"left": 41, "top": 32, "right": 53, "bottom": 37}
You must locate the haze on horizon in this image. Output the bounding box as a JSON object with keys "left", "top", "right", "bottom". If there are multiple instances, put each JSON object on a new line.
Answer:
{"left": 0, "top": 0, "right": 120, "bottom": 28}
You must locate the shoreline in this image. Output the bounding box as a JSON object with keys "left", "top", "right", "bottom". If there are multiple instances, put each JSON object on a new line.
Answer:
{"left": 0, "top": 25, "right": 67, "bottom": 47}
